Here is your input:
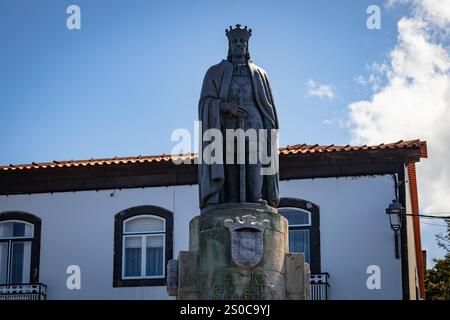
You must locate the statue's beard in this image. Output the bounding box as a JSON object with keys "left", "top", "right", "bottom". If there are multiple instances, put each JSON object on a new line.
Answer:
{"left": 234, "top": 46, "right": 244, "bottom": 54}
{"left": 227, "top": 47, "right": 249, "bottom": 61}
{"left": 232, "top": 47, "right": 246, "bottom": 58}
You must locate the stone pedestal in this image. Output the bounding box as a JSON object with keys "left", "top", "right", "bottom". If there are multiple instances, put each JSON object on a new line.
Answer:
{"left": 167, "top": 203, "right": 309, "bottom": 300}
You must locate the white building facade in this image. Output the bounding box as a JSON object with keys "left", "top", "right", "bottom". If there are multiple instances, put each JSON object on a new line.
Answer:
{"left": 0, "top": 140, "right": 427, "bottom": 300}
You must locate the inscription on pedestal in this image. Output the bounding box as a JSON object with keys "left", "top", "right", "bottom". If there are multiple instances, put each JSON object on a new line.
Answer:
{"left": 211, "top": 273, "right": 275, "bottom": 300}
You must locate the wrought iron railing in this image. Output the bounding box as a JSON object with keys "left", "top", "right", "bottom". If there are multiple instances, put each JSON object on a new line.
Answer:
{"left": 0, "top": 283, "right": 47, "bottom": 300}
{"left": 310, "top": 273, "right": 330, "bottom": 300}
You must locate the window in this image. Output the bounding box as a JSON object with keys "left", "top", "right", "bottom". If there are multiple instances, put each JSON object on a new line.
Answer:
{"left": 280, "top": 207, "right": 311, "bottom": 263}
{"left": 122, "top": 216, "right": 165, "bottom": 279}
{"left": 113, "top": 206, "right": 173, "bottom": 287}
{"left": 278, "top": 198, "right": 321, "bottom": 273}
{"left": 0, "top": 212, "right": 41, "bottom": 285}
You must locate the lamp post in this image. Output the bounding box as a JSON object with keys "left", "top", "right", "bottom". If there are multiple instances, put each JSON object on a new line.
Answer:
{"left": 386, "top": 199, "right": 405, "bottom": 259}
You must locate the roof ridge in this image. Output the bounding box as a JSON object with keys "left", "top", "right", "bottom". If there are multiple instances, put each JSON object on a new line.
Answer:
{"left": 1, "top": 139, "right": 427, "bottom": 171}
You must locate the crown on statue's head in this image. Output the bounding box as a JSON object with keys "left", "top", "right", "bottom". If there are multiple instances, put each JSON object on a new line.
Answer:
{"left": 225, "top": 24, "right": 252, "bottom": 42}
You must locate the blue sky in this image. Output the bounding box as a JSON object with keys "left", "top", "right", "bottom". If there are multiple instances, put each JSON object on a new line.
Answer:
{"left": 0, "top": 0, "right": 447, "bottom": 266}
{"left": 0, "top": 0, "right": 406, "bottom": 162}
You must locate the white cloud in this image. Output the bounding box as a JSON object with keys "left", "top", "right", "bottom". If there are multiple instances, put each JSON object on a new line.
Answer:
{"left": 366, "top": 62, "right": 390, "bottom": 74}
{"left": 354, "top": 72, "right": 384, "bottom": 92}
{"left": 348, "top": 0, "right": 450, "bottom": 259}
{"left": 387, "top": 0, "right": 450, "bottom": 29}
{"left": 307, "top": 79, "right": 335, "bottom": 99}
{"left": 388, "top": 0, "right": 450, "bottom": 26}
{"left": 323, "top": 117, "right": 349, "bottom": 128}
{"left": 386, "top": 0, "right": 412, "bottom": 8}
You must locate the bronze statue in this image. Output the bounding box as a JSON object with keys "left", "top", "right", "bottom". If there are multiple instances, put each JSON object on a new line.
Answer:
{"left": 198, "top": 25, "right": 279, "bottom": 210}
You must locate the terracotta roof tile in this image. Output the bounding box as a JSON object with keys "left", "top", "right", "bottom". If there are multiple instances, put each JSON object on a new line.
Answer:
{"left": 0, "top": 140, "right": 427, "bottom": 172}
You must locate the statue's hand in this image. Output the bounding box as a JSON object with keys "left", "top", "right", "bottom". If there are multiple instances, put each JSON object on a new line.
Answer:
{"left": 220, "top": 102, "right": 248, "bottom": 118}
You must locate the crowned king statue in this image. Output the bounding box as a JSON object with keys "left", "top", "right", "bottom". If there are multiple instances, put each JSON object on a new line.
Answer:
{"left": 198, "top": 24, "right": 280, "bottom": 210}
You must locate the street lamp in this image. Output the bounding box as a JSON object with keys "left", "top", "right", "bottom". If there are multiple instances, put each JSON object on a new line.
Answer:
{"left": 386, "top": 199, "right": 405, "bottom": 259}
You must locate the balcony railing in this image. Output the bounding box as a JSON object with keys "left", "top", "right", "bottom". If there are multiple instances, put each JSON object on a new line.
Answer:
{"left": 310, "top": 273, "right": 330, "bottom": 300}
{"left": 0, "top": 283, "right": 47, "bottom": 300}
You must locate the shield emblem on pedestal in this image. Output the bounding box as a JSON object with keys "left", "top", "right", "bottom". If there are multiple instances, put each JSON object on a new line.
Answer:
{"left": 231, "top": 228, "right": 263, "bottom": 268}
{"left": 224, "top": 215, "right": 270, "bottom": 269}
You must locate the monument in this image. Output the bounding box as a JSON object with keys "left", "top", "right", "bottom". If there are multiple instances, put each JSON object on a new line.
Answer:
{"left": 167, "top": 25, "right": 309, "bottom": 300}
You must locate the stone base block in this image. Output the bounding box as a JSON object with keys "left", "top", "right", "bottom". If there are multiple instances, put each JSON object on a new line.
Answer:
{"left": 167, "top": 203, "right": 309, "bottom": 300}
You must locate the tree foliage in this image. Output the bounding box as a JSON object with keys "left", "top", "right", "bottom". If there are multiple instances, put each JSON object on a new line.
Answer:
{"left": 425, "top": 220, "right": 450, "bottom": 300}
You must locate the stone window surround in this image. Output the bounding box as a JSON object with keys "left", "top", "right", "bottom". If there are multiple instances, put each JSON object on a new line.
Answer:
{"left": 113, "top": 205, "right": 173, "bottom": 287}
{"left": 0, "top": 211, "right": 42, "bottom": 284}
{"left": 278, "top": 198, "right": 321, "bottom": 274}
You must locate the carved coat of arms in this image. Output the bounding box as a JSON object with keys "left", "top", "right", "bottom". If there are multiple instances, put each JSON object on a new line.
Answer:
{"left": 224, "top": 215, "right": 270, "bottom": 268}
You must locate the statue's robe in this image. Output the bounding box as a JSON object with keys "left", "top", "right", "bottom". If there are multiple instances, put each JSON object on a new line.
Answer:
{"left": 198, "top": 59, "right": 279, "bottom": 209}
